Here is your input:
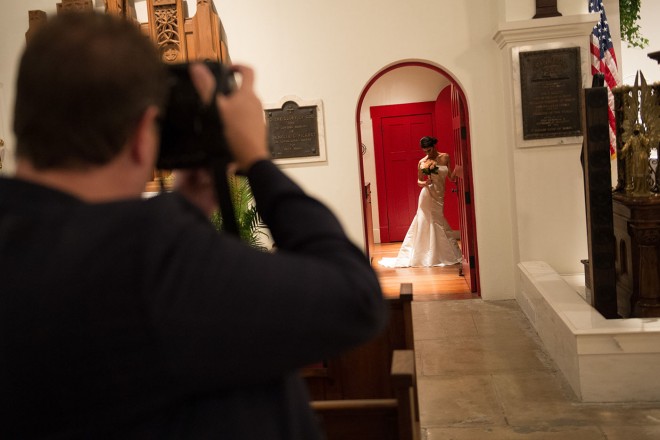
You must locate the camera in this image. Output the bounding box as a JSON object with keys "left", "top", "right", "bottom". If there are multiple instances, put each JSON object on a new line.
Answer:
{"left": 156, "top": 61, "right": 236, "bottom": 170}
{"left": 156, "top": 61, "right": 241, "bottom": 236}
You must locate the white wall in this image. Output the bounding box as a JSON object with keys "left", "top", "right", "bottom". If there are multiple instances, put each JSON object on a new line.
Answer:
{"left": 0, "top": 1, "right": 58, "bottom": 175}
{"left": 0, "top": 0, "right": 108, "bottom": 176}
{"left": 2, "top": 0, "right": 655, "bottom": 300}
{"left": 496, "top": 17, "right": 599, "bottom": 276}
{"left": 620, "top": 0, "right": 660, "bottom": 83}
{"left": 211, "top": 0, "right": 516, "bottom": 299}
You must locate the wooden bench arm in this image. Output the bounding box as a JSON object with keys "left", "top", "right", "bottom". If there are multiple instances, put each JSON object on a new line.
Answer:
{"left": 310, "top": 399, "right": 397, "bottom": 411}
{"left": 391, "top": 349, "right": 417, "bottom": 440}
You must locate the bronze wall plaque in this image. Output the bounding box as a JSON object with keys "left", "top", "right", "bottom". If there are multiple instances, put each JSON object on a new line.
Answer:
{"left": 519, "top": 48, "right": 582, "bottom": 140}
{"left": 266, "top": 101, "right": 320, "bottom": 159}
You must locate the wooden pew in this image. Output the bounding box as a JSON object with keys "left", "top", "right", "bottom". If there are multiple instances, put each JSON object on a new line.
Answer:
{"left": 311, "top": 350, "right": 418, "bottom": 440}
{"left": 303, "top": 283, "right": 419, "bottom": 439}
{"left": 304, "top": 283, "right": 414, "bottom": 401}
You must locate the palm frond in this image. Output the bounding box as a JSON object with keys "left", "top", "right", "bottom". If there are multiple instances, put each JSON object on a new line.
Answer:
{"left": 211, "top": 174, "right": 269, "bottom": 251}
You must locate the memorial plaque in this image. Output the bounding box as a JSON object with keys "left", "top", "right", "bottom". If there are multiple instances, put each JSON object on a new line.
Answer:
{"left": 519, "top": 48, "right": 582, "bottom": 140}
{"left": 266, "top": 101, "right": 320, "bottom": 160}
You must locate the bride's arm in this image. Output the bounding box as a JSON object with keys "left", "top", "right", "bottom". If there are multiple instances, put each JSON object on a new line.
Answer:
{"left": 417, "top": 162, "right": 428, "bottom": 187}
{"left": 447, "top": 165, "right": 457, "bottom": 182}
{"left": 442, "top": 153, "right": 462, "bottom": 182}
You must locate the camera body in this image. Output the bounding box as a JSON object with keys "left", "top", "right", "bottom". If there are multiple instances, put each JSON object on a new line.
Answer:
{"left": 157, "top": 61, "right": 236, "bottom": 170}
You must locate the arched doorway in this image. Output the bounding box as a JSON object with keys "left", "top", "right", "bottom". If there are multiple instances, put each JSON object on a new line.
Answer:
{"left": 355, "top": 61, "right": 480, "bottom": 294}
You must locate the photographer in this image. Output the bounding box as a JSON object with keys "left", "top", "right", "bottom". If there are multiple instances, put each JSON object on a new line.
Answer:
{"left": 0, "top": 12, "right": 386, "bottom": 439}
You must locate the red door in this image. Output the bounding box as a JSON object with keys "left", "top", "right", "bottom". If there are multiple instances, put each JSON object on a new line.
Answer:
{"left": 371, "top": 102, "right": 435, "bottom": 242}
{"left": 451, "top": 85, "right": 480, "bottom": 293}
{"left": 434, "top": 87, "right": 459, "bottom": 231}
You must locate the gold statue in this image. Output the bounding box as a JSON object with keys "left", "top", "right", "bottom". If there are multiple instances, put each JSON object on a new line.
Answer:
{"left": 621, "top": 123, "right": 652, "bottom": 196}
{"left": 620, "top": 71, "right": 659, "bottom": 197}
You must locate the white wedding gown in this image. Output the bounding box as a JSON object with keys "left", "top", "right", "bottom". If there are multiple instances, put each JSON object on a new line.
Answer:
{"left": 379, "top": 164, "right": 462, "bottom": 267}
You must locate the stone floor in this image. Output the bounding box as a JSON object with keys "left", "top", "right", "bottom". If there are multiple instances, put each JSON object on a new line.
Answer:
{"left": 412, "top": 299, "right": 660, "bottom": 439}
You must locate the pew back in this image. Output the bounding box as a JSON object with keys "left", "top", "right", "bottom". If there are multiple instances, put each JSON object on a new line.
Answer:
{"left": 312, "top": 350, "right": 417, "bottom": 440}
{"left": 304, "top": 283, "right": 414, "bottom": 400}
{"left": 304, "top": 284, "right": 419, "bottom": 440}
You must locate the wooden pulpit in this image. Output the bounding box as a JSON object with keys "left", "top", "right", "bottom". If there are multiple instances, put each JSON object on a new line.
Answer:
{"left": 25, "top": 0, "right": 231, "bottom": 193}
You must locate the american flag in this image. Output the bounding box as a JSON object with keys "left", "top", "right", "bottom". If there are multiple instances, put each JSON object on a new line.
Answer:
{"left": 589, "top": 0, "right": 621, "bottom": 158}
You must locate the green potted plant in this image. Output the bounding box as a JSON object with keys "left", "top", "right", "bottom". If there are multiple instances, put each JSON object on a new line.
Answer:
{"left": 210, "top": 174, "right": 269, "bottom": 251}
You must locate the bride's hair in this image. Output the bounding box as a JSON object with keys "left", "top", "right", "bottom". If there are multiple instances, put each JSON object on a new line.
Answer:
{"left": 419, "top": 136, "right": 438, "bottom": 148}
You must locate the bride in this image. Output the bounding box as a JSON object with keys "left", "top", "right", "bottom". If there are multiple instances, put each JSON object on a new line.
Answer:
{"left": 379, "top": 136, "right": 462, "bottom": 267}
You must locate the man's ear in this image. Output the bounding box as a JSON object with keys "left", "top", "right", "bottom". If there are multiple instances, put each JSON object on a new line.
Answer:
{"left": 128, "top": 106, "right": 160, "bottom": 166}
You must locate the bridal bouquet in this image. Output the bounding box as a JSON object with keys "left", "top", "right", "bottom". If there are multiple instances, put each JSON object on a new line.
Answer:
{"left": 421, "top": 159, "right": 439, "bottom": 176}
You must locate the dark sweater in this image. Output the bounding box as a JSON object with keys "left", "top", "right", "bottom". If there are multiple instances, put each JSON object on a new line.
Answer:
{"left": 0, "top": 160, "right": 386, "bottom": 439}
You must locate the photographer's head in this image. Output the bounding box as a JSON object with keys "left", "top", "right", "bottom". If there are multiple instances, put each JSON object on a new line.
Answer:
{"left": 13, "top": 12, "right": 168, "bottom": 172}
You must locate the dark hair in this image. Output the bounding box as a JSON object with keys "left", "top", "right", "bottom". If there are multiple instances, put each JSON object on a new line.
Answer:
{"left": 420, "top": 136, "right": 438, "bottom": 149}
{"left": 13, "top": 12, "right": 168, "bottom": 170}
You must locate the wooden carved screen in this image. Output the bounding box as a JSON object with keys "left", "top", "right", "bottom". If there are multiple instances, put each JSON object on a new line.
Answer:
{"left": 25, "top": 0, "right": 231, "bottom": 191}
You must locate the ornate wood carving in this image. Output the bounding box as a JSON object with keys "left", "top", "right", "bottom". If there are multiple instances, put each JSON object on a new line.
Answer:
{"left": 104, "top": 0, "right": 124, "bottom": 16}
{"left": 147, "top": 0, "right": 187, "bottom": 63}
{"left": 104, "top": 0, "right": 138, "bottom": 22}
{"left": 190, "top": 0, "right": 223, "bottom": 62}
{"left": 58, "top": 0, "right": 93, "bottom": 13}
{"left": 613, "top": 194, "right": 660, "bottom": 317}
{"left": 28, "top": 0, "right": 228, "bottom": 62}
{"left": 614, "top": 72, "right": 659, "bottom": 198}
{"left": 25, "top": 0, "right": 231, "bottom": 191}
{"left": 25, "top": 10, "right": 48, "bottom": 44}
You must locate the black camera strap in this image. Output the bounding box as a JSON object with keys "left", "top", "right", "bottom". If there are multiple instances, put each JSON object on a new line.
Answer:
{"left": 157, "top": 61, "right": 240, "bottom": 237}
{"left": 202, "top": 99, "right": 240, "bottom": 237}
{"left": 212, "top": 158, "right": 239, "bottom": 237}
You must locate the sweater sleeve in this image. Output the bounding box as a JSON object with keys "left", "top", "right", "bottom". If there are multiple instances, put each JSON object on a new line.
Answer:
{"left": 247, "top": 160, "right": 352, "bottom": 250}
{"left": 147, "top": 160, "right": 387, "bottom": 388}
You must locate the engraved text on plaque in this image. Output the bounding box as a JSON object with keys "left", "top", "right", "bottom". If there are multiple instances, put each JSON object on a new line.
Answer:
{"left": 519, "top": 48, "right": 582, "bottom": 140}
{"left": 266, "top": 101, "right": 320, "bottom": 160}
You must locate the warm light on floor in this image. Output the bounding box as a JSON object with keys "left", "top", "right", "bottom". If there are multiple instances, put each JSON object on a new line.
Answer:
{"left": 371, "top": 242, "right": 473, "bottom": 300}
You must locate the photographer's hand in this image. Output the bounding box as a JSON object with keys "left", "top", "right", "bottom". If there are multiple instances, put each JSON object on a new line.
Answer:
{"left": 174, "top": 63, "right": 268, "bottom": 217}
{"left": 189, "top": 63, "right": 269, "bottom": 173}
